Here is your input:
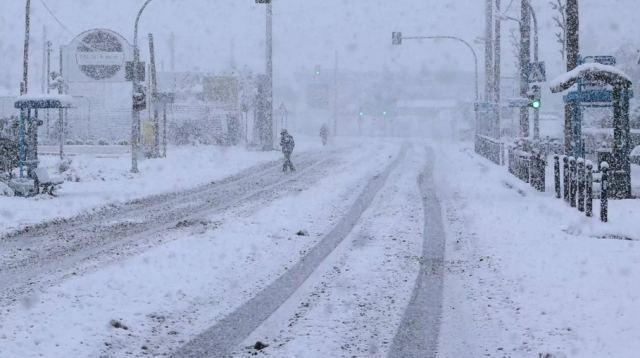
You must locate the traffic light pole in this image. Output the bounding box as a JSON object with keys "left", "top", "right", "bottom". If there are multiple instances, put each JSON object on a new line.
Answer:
{"left": 131, "top": 0, "right": 154, "bottom": 173}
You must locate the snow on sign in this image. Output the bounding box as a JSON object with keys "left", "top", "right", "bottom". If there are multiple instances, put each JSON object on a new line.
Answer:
{"left": 528, "top": 61, "right": 546, "bottom": 83}
{"left": 62, "top": 29, "right": 133, "bottom": 82}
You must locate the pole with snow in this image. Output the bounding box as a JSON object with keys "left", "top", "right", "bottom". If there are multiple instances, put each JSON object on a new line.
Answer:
{"left": 565, "top": 0, "right": 579, "bottom": 154}
{"left": 519, "top": 0, "right": 531, "bottom": 138}
{"left": 21, "top": 0, "right": 31, "bottom": 95}
{"left": 493, "top": 0, "right": 501, "bottom": 138}
{"left": 484, "top": 0, "right": 494, "bottom": 103}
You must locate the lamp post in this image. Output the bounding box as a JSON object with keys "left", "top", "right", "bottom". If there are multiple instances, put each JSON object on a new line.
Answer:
{"left": 392, "top": 33, "right": 479, "bottom": 126}
{"left": 131, "top": 0, "right": 154, "bottom": 173}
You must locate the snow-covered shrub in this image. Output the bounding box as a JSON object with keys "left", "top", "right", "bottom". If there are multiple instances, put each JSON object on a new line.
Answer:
{"left": 0, "top": 182, "right": 14, "bottom": 197}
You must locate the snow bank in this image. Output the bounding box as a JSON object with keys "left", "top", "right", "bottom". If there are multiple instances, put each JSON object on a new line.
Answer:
{"left": 436, "top": 143, "right": 640, "bottom": 357}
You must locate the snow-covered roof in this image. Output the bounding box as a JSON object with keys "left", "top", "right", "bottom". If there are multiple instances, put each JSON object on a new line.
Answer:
{"left": 14, "top": 94, "right": 74, "bottom": 109}
{"left": 549, "top": 63, "right": 632, "bottom": 93}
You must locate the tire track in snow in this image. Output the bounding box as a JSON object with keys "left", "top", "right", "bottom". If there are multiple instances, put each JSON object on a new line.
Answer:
{"left": 387, "top": 147, "right": 446, "bottom": 358}
{"left": 172, "top": 145, "right": 408, "bottom": 358}
{"left": 0, "top": 149, "right": 346, "bottom": 308}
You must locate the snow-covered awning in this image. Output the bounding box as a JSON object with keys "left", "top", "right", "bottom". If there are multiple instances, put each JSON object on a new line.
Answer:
{"left": 549, "top": 63, "right": 632, "bottom": 93}
{"left": 14, "top": 94, "right": 74, "bottom": 109}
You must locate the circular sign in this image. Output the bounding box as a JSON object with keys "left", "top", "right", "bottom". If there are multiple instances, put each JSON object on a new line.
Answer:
{"left": 75, "top": 30, "right": 125, "bottom": 80}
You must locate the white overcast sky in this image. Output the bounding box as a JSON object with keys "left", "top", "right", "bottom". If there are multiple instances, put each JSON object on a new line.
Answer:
{"left": 0, "top": 0, "right": 639, "bottom": 94}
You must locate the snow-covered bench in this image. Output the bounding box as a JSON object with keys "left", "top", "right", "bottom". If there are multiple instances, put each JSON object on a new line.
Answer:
{"left": 33, "top": 167, "right": 64, "bottom": 196}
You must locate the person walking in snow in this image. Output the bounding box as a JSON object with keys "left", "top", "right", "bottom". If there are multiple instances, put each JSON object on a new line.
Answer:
{"left": 319, "top": 124, "right": 329, "bottom": 146}
{"left": 280, "top": 129, "right": 296, "bottom": 172}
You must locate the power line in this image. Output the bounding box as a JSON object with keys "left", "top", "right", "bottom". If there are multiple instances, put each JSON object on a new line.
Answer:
{"left": 38, "top": 0, "right": 73, "bottom": 36}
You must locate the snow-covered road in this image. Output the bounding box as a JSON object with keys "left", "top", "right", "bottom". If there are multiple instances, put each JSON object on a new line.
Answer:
{"left": 2, "top": 140, "right": 445, "bottom": 358}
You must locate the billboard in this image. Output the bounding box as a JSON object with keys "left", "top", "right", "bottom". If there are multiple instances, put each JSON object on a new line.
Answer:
{"left": 62, "top": 29, "right": 133, "bottom": 83}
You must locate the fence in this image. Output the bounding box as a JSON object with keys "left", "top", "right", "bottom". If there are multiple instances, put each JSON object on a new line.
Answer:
{"left": 507, "top": 146, "right": 546, "bottom": 192}
{"left": 475, "top": 135, "right": 502, "bottom": 165}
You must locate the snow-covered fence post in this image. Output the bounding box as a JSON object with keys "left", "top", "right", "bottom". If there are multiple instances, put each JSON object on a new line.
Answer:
{"left": 554, "top": 155, "right": 561, "bottom": 198}
{"left": 586, "top": 161, "right": 593, "bottom": 217}
{"left": 569, "top": 157, "right": 577, "bottom": 207}
{"left": 600, "top": 162, "right": 609, "bottom": 222}
{"left": 563, "top": 156, "right": 570, "bottom": 201}
{"left": 577, "top": 158, "right": 585, "bottom": 212}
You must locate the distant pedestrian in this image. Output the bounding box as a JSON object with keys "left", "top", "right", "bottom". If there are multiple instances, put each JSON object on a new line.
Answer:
{"left": 319, "top": 124, "right": 329, "bottom": 146}
{"left": 280, "top": 129, "right": 296, "bottom": 172}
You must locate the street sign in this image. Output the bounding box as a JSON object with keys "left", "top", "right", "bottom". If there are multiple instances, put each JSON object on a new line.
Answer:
{"left": 528, "top": 61, "right": 546, "bottom": 83}
{"left": 392, "top": 32, "right": 402, "bottom": 45}
{"left": 63, "top": 29, "right": 132, "bottom": 82}
{"left": 581, "top": 55, "right": 616, "bottom": 66}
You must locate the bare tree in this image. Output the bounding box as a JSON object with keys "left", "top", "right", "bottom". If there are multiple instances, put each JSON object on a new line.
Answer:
{"left": 550, "top": 0, "right": 567, "bottom": 61}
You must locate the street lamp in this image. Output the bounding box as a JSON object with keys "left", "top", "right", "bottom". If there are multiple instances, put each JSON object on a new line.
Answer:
{"left": 130, "top": 0, "right": 154, "bottom": 173}
{"left": 392, "top": 32, "right": 479, "bottom": 125}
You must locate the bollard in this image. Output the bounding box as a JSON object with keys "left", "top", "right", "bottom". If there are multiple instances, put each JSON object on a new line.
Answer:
{"left": 569, "top": 157, "right": 577, "bottom": 207}
{"left": 563, "top": 156, "right": 570, "bottom": 202}
{"left": 577, "top": 158, "right": 585, "bottom": 212}
{"left": 601, "top": 162, "right": 609, "bottom": 223}
{"left": 586, "top": 161, "right": 593, "bottom": 217}
{"left": 554, "top": 155, "right": 561, "bottom": 199}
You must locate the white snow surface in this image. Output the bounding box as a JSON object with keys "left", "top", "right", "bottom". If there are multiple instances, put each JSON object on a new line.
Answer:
{"left": 435, "top": 143, "right": 640, "bottom": 357}
{"left": 0, "top": 140, "right": 400, "bottom": 357}
{"left": 0, "top": 140, "right": 324, "bottom": 235}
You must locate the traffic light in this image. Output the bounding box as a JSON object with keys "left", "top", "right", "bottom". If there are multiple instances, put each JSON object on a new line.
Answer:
{"left": 382, "top": 110, "right": 388, "bottom": 116}
{"left": 528, "top": 85, "right": 541, "bottom": 109}
{"left": 314, "top": 65, "right": 321, "bottom": 76}
{"left": 132, "top": 84, "right": 147, "bottom": 111}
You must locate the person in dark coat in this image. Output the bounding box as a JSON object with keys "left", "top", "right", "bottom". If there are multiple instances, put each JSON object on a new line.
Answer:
{"left": 280, "top": 129, "right": 296, "bottom": 172}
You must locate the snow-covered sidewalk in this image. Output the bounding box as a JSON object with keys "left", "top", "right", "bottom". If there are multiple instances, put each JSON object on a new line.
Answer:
{"left": 435, "top": 143, "right": 640, "bottom": 357}
{"left": 0, "top": 140, "right": 325, "bottom": 235}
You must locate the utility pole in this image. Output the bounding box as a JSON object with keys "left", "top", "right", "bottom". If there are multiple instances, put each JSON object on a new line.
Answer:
{"left": 265, "top": 1, "right": 274, "bottom": 150}
{"left": 484, "top": 0, "right": 494, "bottom": 103}
{"left": 46, "top": 41, "right": 51, "bottom": 138}
{"left": 493, "top": 0, "right": 501, "bottom": 138}
{"left": 58, "top": 46, "right": 64, "bottom": 159}
{"left": 333, "top": 50, "right": 339, "bottom": 136}
{"left": 519, "top": 0, "right": 531, "bottom": 138}
{"left": 149, "top": 33, "right": 160, "bottom": 158}
{"left": 169, "top": 32, "right": 176, "bottom": 72}
{"left": 41, "top": 25, "right": 47, "bottom": 94}
{"left": 22, "top": 0, "right": 31, "bottom": 95}
{"left": 565, "top": 0, "right": 579, "bottom": 154}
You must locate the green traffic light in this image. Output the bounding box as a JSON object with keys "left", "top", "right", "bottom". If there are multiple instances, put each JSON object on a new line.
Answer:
{"left": 382, "top": 111, "right": 388, "bottom": 116}
{"left": 531, "top": 100, "right": 541, "bottom": 109}
{"left": 359, "top": 111, "right": 364, "bottom": 117}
